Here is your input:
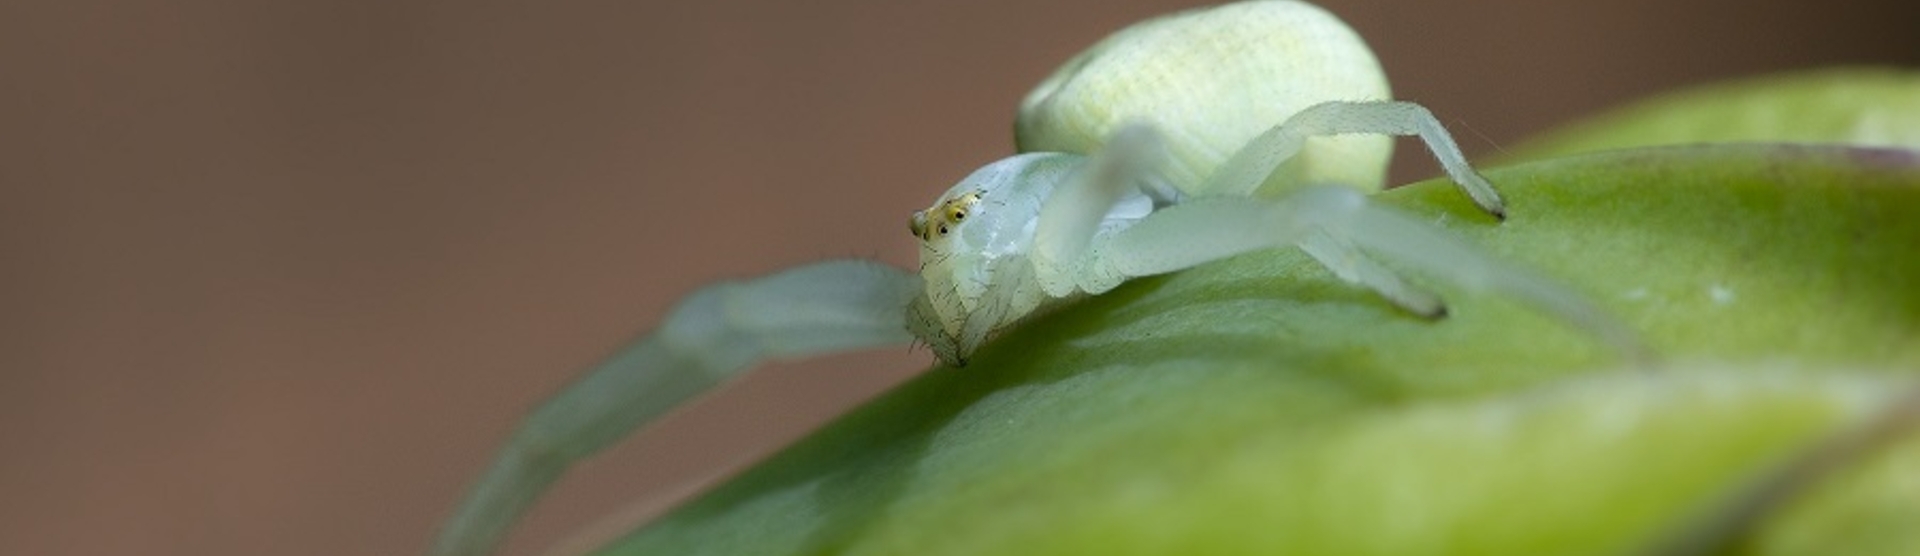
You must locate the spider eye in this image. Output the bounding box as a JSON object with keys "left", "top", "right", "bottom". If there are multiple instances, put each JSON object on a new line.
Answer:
{"left": 909, "top": 211, "right": 928, "bottom": 238}
{"left": 938, "top": 224, "right": 949, "bottom": 236}
{"left": 949, "top": 208, "right": 966, "bottom": 221}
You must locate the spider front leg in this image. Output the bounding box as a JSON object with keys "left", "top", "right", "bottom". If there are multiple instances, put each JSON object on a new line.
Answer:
{"left": 1031, "top": 124, "right": 1446, "bottom": 320}
{"left": 1202, "top": 100, "right": 1508, "bottom": 219}
{"left": 1097, "top": 186, "right": 1648, "bottom": 360}
{"left": 1028, "top": 124, "right": 1640, "bottom": 358}
{"left": 428, "top": 260, "right": 920, "bottom": 556}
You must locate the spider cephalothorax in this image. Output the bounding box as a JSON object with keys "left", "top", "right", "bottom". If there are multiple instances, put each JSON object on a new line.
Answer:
{"left": 910, "top": 189, "right": 981, "bottom": 241}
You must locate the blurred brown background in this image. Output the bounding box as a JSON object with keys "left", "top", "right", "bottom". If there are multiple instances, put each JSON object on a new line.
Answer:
{"left": 3, "top": 1, "right": 1916, "bottom": 555}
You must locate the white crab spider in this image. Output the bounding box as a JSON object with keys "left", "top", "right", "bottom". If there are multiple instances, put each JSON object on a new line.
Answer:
{"left": 904, "top": 108, "right": 1504, "bottom": 364}
{"left": 426, "top": 2, "right": 1643, "bottom": 555}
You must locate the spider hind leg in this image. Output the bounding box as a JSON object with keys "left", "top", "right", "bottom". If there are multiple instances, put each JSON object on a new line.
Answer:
{"left": 1301, "top": 229, "right": 1447, "bottom": 319}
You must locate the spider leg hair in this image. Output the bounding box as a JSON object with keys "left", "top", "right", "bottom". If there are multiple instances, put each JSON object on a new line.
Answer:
{"left": 1202, "top": 100, "right": 1507, "bottom": 219}
{"left": 428, "top": 260, "right": 920, "bottom": 556}
{"left": 1093, "top": 186, "right": 1648, "bottom": 361}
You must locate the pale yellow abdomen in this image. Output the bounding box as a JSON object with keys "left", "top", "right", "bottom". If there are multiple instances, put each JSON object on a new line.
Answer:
{"left": 1016, "top": 0, "right": 1394, "bottom": 196}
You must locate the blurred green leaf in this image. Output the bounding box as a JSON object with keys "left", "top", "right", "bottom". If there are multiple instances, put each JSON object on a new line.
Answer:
{"left": 1506, "top": 68, "right": 1920, "bottom": 160}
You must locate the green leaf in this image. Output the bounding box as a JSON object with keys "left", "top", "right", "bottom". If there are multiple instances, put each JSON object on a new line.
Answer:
{"left": 1506, "top": 68, "right": 1920, "bottom": 160}
{"left": 593, "top": 145, "right": 1920, "bottom": 556}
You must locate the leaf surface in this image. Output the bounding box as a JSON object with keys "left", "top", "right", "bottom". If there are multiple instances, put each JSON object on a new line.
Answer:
{"left": 595, "top": 143, "right": 1920, "bottom": 556}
